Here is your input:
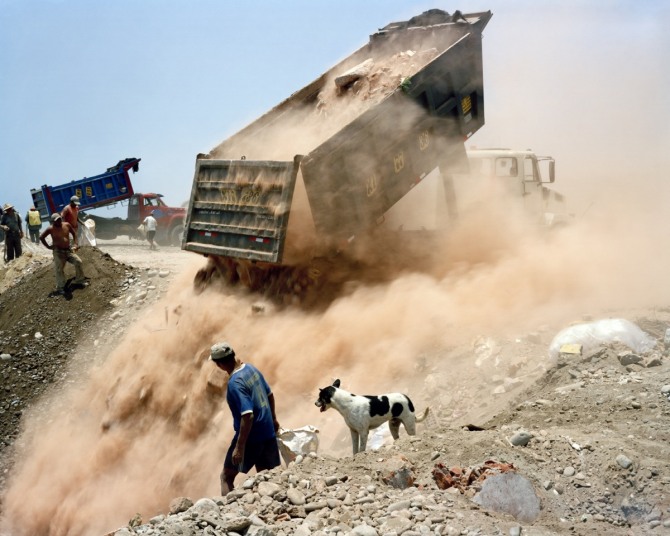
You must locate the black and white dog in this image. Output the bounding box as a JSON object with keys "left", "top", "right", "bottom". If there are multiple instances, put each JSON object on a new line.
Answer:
{"left": 315, "top": 379, "right": 429, "bottom": 455}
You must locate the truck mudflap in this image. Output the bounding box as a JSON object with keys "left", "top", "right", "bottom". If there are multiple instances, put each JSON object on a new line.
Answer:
{"left": 182, "top": 156, "right": 301, "bottom": 263}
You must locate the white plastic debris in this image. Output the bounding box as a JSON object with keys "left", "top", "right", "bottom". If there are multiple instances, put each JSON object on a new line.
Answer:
{"left": 548, "top": 319, "right": 656, "bottom": 360}
{"left": 368, "top": 423, "right": 393, "bottom": 450}
{"left": 277, "top": 426, "right": 319, "bottom": 465}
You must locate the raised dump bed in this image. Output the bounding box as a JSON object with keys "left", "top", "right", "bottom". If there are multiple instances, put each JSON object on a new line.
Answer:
{"left": 183, "top": 9, "right": 492, "bottom": 268}
{"left": 31, "top": 158, "right": 140, "bottom": 221}
{"left": 182, "top": 10, "right": 491, "bottom": 263}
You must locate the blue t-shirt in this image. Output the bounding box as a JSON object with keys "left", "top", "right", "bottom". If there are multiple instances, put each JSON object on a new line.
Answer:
{"left": 226, "top": 363, "right": 276, "bottom": 444}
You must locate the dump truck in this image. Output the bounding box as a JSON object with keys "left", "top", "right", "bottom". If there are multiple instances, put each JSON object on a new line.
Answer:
{"left": 464, "top": 148, "right": 568, "bottom": 226}
{"left": 383, "top": 147, "right": 568, "bottom": 232}
{"left": 31, "top": 158, "right": 186, "bottom": 245}
{"left": 182, "top": 9, "right": 493, "bottom": 304}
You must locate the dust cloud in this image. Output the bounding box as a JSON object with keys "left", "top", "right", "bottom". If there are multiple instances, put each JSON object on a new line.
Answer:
{"left": 2, "top": 172, "right": 669, "bottom": 535}
{"left": 3, "top": 9, "right": 670, "bottom": 536}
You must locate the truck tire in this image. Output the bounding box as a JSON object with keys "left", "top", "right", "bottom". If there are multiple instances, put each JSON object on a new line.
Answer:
{"left": 169, "top": 223, "right": 184, "bottom": 246}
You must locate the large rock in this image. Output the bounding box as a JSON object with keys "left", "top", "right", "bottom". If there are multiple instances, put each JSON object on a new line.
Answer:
{"left": 334, "top": 58, "right": 374, "bottom": 88}
{"left": 168, "top": 496, "right": 193, "bottom": 515}
{"left": 472, "top": 473, "right": 541, "bottom": 523}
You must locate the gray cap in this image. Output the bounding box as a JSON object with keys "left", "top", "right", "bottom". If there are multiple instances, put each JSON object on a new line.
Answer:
{"left": 70, "top": 195, "right": 80, "bottom": 205}
{"left": 210, "top": 342, "right": 235, "bottom": 362}
{"left": 50, "top": 213, "right": 62, "bottom": 222}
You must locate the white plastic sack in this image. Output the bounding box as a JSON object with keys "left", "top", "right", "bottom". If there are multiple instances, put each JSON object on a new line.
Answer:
{"left": 81, "top": 219, "right": 97, "bottom": 247}
{"left": 367, "top": 423, "right": 393, "bottom": 450}
{"left": 277, "top": 426, "right": 319, "bottom": 465}
{"left": 549, "top": 318, "right": 656, "bottom": 360}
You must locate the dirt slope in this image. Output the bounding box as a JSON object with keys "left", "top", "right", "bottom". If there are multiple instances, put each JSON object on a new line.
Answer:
{"left": 0, "top": 247, "right": 140, "bottom": 492}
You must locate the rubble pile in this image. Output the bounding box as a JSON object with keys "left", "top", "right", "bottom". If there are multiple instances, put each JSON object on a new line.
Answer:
{"left": 107, "top": 336, "right": 670, "bottom": 536}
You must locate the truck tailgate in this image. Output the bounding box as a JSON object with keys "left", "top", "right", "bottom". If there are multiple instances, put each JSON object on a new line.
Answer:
{"left": 182, "top": 157, "right": 301, "bottom": 263}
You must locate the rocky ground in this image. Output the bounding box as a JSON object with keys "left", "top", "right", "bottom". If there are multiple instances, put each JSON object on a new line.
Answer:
{"left": 107, "top": 330, "right": 670, "bottom": 536}
{"left": 1, "top": 238, "right": 670, "bottom": 536}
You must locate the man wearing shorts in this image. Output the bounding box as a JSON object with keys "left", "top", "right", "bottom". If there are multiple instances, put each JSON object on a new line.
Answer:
{"left": 210, "top": 342, "right": 281, "bottom": 494}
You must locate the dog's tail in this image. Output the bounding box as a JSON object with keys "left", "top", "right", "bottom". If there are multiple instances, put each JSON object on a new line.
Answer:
{"left": 416, "top": 407, "right": 430, "bottom": 422}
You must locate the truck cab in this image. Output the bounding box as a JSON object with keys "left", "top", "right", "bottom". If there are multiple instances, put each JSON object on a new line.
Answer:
{"left": 128, "top": 193, "right": 186, "bottom": 244}
{"left": 465, "top": 148, "right": 568, "bottom": 226}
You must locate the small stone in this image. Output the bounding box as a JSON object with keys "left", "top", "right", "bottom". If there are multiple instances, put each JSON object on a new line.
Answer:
{"left": 168, "top": 497, "right": 193, "bottom": 515}
{"left": 618, "top": 352, "right": 642, "bottom": 366}
{"left": 508, "top": 431, "right": 533, "bottom": 446}
{"left": 304, "top": 500, "right": 328, "bottom": 512}
{"left": 388, "top": 499, "right": 411, "bottom": 512}
{"left": 351, "top": 525, "right": 378, "bottom": 536}
{"left": 563, "top": 467, "right": 575, "bottom": 477}
{"left": 135, "top": 290, "right": 148, "bottom": 300}
{"left": 287, "top": 488, "right": 306, "bottom": 505}
{"left": 257, "top": 481, "right": 281, "bottom": 497}
{"left": 616, "top": 454, "right": 633, "bottom": 469}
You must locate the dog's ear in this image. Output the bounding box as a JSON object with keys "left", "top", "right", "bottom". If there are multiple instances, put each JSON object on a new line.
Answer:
{"left": 332, "top": 379, "right": 340, "bottom": 388}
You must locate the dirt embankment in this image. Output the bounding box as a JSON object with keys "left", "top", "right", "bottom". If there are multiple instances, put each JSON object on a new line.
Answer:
{"left": 0, "top": 247, "right": 141, "bottom": 489}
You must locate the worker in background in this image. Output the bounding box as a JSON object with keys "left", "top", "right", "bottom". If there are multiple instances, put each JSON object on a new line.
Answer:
{"left": 40, "top": 213, "right": 87, "bottom": 296}
{"left": 209, "top": 342, "right": 281, "bottom": 495}
{"left": 142, "top": 209, "right": 158, "bottom": 250}
{"left": 25, "top": 206, "right": 43, "bottom": 244}
{"left": 61, "top": 195, "right": 80, "bottom": 239}
{"left": 1, "top": 203, "right": 24, "bottom": 262}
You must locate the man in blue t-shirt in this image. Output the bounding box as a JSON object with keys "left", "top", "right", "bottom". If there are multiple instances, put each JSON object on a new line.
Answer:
{"left": 210, "top": 342, "right": 281, "bottom": 494}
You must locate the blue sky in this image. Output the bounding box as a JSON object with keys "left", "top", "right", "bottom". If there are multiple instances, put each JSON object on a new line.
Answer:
{"left": 1, "top": 0, "right": 668, "bottom": 218}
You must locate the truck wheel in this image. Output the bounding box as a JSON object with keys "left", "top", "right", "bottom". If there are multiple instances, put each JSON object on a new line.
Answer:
{"left": 170, "top": 223, "right": 184, "bottom": 246}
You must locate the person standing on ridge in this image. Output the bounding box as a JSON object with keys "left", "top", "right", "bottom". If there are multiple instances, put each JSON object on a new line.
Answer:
{"left": 61, "top": 195, "right": 80, "bottom": 239}
{"left": 40, "top": 213, "right": 87, "bottom": 296}
{"left": 0, "top": 203, "right": 24, "bottom": 262}
{"left": 25, "top": 206, "right": 42, "bottom": 244}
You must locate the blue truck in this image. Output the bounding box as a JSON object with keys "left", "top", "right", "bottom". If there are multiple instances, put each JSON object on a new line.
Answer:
{"left": 31, "top": 158, "right": 187, "bottom": 245}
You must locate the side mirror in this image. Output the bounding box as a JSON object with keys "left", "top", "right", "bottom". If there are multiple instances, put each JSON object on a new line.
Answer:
{"left": 548, "top": 160, "right": 555, "bottom": 183}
